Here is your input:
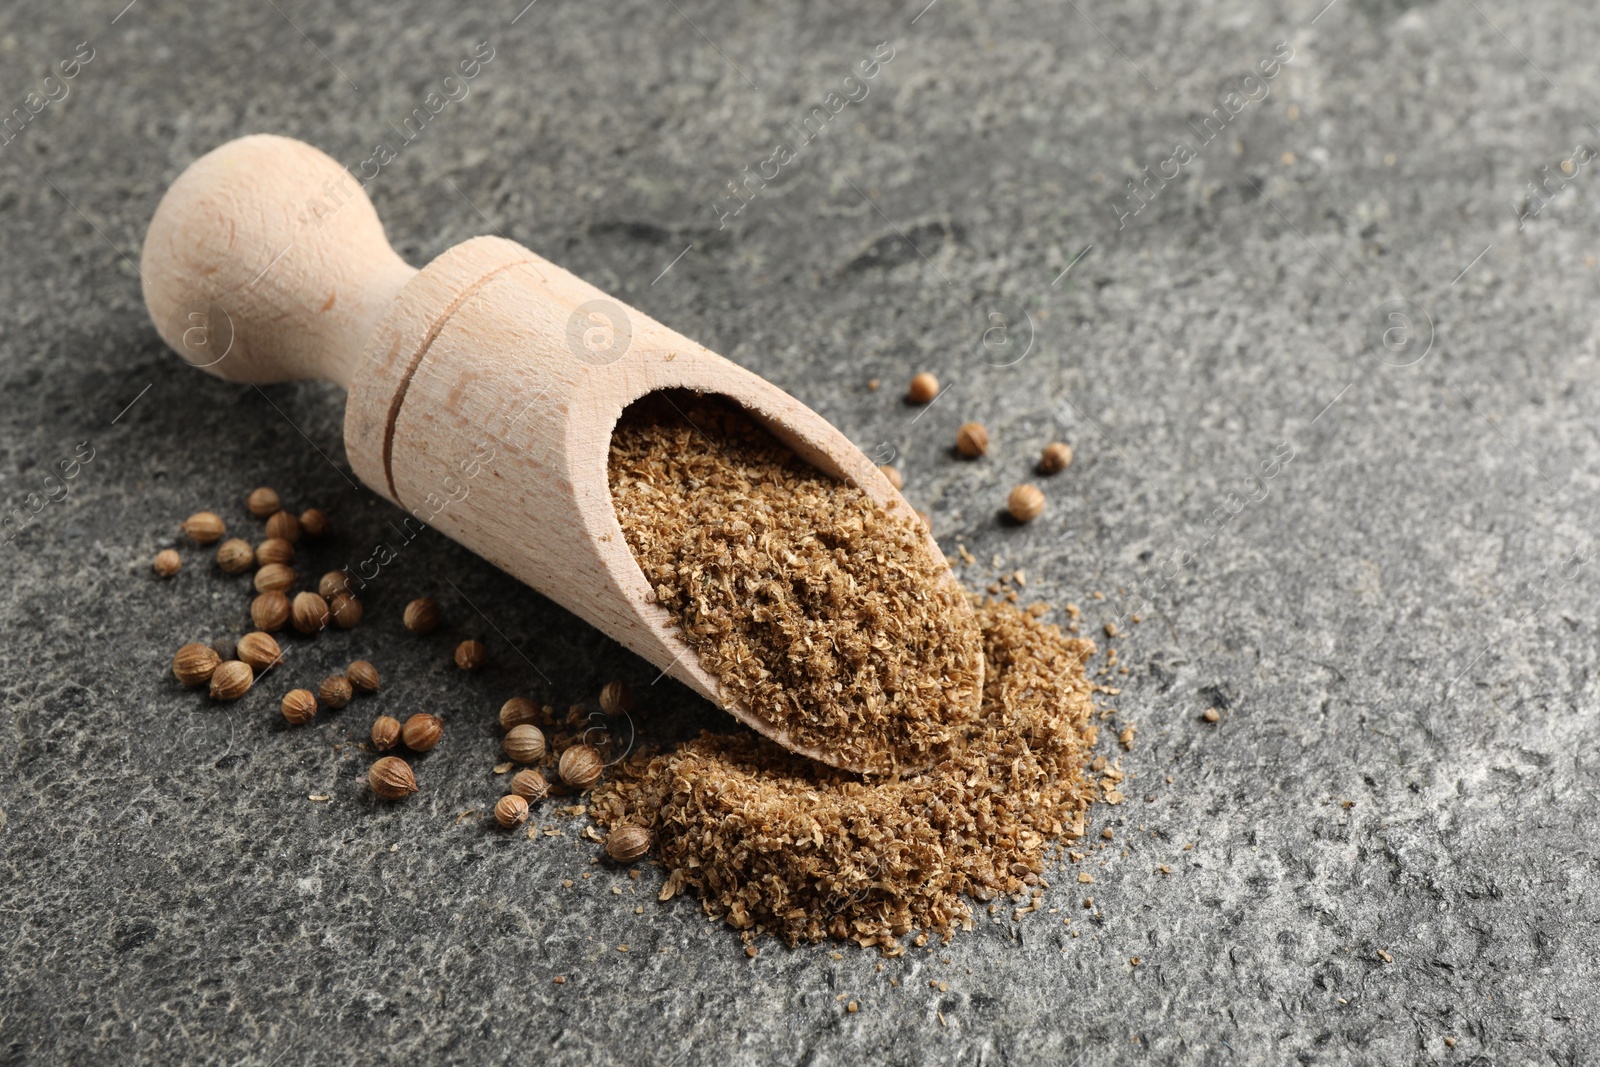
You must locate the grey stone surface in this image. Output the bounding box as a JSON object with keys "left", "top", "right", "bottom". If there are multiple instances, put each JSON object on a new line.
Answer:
{"left": 2, "top": 0, "right": 1598, "bottom": 1062}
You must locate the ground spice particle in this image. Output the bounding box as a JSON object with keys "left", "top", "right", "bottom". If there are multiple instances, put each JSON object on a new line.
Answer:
{"left": 591, "top": 598, "right": 1099, "bottom": 951}
{"left": 606, "top": 393, "right": 982, "bottom": 774}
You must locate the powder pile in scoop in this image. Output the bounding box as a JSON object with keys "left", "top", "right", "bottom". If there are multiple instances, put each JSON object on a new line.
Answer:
{"left": 606, "top": 392, "right": 984, "bottom": 775}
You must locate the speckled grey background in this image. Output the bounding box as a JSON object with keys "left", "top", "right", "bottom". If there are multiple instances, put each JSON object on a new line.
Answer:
{"left": 2, "top": 0, "right": 1598, "bottom": 1063}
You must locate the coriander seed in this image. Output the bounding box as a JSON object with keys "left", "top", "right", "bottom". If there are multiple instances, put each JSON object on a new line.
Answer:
{"left": 253, "top": 563, "right": 296, "bottom": 594}
{"left": 558, "top": 744, "right": 603, "bottom": 790}
{"left": 251, "top": 591, "right": 290, "bottom": 632}
{"left": 371, "top": 715, "right": 401, "bottom": 751}
{"left": 1038, "top": 442, "right": 1073, "bottom": 474}
{"left": 209, "top": 660, "right": 253, "bottom": 701}
{"left": 215, "top": 538, "right": 255, "bottom": 574}
{"left": 598, "top": 680, "right": 635, "bottom": 716}
{"left": 298, "top": 508, "right": 330, "bottom": 538}
{"left": 255, "top": 537, "right": 294, "bottom": 566}
{"left": 454, "top": 639, "right": 487, "bottom": 670}
{"left": 329, "top": 592, "right": 363, "bottom": 629}
{"left": 281, "top": 689, "right": 317, "bottom": 725}
{"left": 1007, "top": 484, "right": 1045, "bottom": 523}
{"left": 494, "top": 794, "right": 530, "bottom": 828}
{"left": 499, "top": 697, "right": 540, "bottom": 730}
{"left": 907, "top": 372, "right": 939, "bottom": 404}
{"left": 510, "top": 767, "right": 549, "bottom": 802}
{"left": 318, "top": 674, "right": 353, "bottom": 710}
{"left": 605, "top": 824, "right": 651, "bottom": 863}
{"left": 291, "top": 591, "right": 331, "bottom": 635}
{"left": 503, "top": 724, "right": 546, "bottom": 764}
{"left": 246, "top": 487, "right": 280, "bottom": 518}
{"left": 403, "top": 597, "right": 440, "bottom": 634}
{"left": 318, "top": 571, "right": 352, "bottom": 599}
{"left": 264, "top": 510, "right": 301, "bottom": 543}
{"left": 346, "top": 660, "right": 380, "bottom": 693}
{"left": 878, "top": 464, "right": 904, "bottom": 491}
{"left": 401, "top": 713, "right": 443, "bottom": 752}
{"left": 172, "top": 642, "right": 220, "bottom": 687}
{"left": 955, "top": 421, "right": 989, "bottom": 458}
{"left": 369, "top": 756, "right": 416, "bottom": 799}
{"left": 153, "top": 549, "right": 181, "bottom": 577}
{"left": 181, "top": 511, "right": 225, "bottom": 544}
{"left": 236, "top": 631, "right": 283, "bottom": 673}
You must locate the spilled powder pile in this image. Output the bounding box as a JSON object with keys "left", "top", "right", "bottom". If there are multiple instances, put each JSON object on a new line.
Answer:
{"left": 606, "top": 392, "right": 983, "bottom": 775}
{"left": 597, "top": 394, "right": 1101, "bottom": 950}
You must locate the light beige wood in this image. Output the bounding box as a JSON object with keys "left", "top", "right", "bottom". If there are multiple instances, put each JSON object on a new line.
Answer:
{"left": 141, "top": 134, "right": 980, "bottom": 773}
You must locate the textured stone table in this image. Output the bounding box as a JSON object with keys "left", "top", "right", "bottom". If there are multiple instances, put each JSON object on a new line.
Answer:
{"left": 2, "top": 0, "right": 1597, "bottom": 1063}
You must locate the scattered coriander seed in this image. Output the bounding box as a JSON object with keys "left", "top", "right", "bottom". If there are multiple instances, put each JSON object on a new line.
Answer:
{"left": 371, "top": 715, "right": 401, "bottom": 751}
{"left": 181, "top": 511, "right": 226, "bottom": 544}
{"left": 246, "top": 487, "right": 280, "bottom": 518}
{"left": 298, "top": 508, "right": 331, "bottom": 538}
{"left": 209, "top": 660, "right": 253, "bottom": 701}
{"left": 403, "top": 597, "right": 440, "bottom": 634}
{"left": 255, "top": 537, "right": 294, "bottom": 566}
{"left": 264, "top": 510, "right": 301, "bottom": 543}
{"left": 955, "top": 421, "right": 990, "bottom": 458}
{"left": 253, "top": 563, "right": 296, "bottom": 594}
{"left": 1007, "top": 484, "right": 1045, "bottom": 523}
{"left": 503, "top": 724, "right": 546, "bottom": 764}
{"left": 454, "top": 639, "right": 487, "bottom": 670}
{"left": 558, "top": 744, "right": 603, "bottom": 790}
{"left": 499, "top": 697, "right": 540, "bottom": 730}
{"left": 510, "top": 768, "right": 550, "bottom": 802}
{"left": 251, "top": 591, "right": 290, "bottom": 632}
{"left": 369, "top": 756, "right": 417, "bottom": 799}
{"left": 215, "top": 538, "right": 255, "bottom": 574}
{"left": 598, "top": 681, "right": 635, "bottom": 716}
{"left": 401, "top": 713, "right": 443, "bottom": 752}
{"left": 236, "top": 631, "right": 283, "bottom": 673}
{"left": 907, "top": 372, "right": 940, "bottom": 404}
{"left": 318, "top": 674, "right": 353, "bottom": 710}
{"left": 1038, "top": 442, "right": 1073, "bottom": 475}
{"left": 152, "top": 549, "right": 181, "bottom": 577}
{"left": 329, "top": 592, "right": 363, "bottom": 629}
{"left": 346, "top": 660, "right": 380, "bottom": 693}
{"left": 494, "top": 794, "right": 530, "bottom": 828}
{"left": 1202, "top": 707, "right": 1220, "bottom": 723}
{"left": 171, "top": 643, "right": 220, "bottom": 687}
{"left": 605, "top": 824, "right": 651, "bottom": 863}
{"left": 291, "top": 591, "right": 331, "bottom": 634}
{"left": 318, "top": 571, "right": 352, "bottom": 599}
{"left": 210, "top": 638, "right": 237, "bottom": 664}
{"left": 878, "top": 464, "right": 904, "bottom": 491}
{"left": 281, "top": 689, "right": 317, "bottom": 725}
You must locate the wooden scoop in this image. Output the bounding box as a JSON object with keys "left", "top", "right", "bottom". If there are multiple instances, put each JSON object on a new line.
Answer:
{"left": 140, "top": 134, "right": 981, "bottom": 773}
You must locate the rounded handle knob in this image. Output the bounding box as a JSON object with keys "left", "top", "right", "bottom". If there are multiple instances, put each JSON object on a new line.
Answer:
{"left": 141, "top": 134, "right": 417, "bottom": 388}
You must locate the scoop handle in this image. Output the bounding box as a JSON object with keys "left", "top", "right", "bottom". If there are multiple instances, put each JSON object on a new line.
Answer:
{"left": 141, "top": 134, "right": 417, "bottom": 389}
